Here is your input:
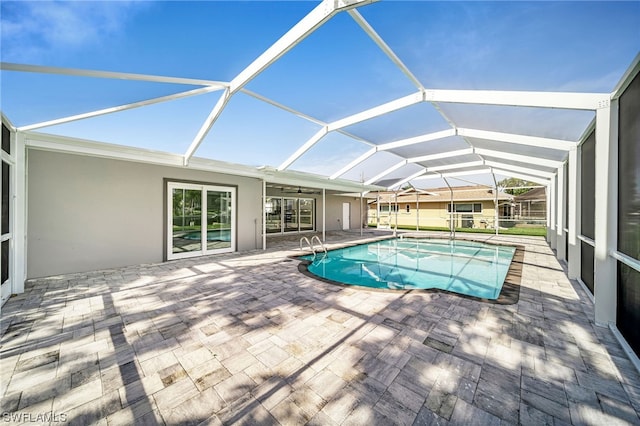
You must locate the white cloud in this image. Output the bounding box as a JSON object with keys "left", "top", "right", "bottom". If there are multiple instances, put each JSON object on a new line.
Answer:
{"left": 1, "top": 1, "right": 148, "bottom": 62}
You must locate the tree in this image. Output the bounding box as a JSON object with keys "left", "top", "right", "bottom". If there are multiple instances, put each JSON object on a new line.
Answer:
{"left": 497, "top": 178, "right": 538, "bottom": 196}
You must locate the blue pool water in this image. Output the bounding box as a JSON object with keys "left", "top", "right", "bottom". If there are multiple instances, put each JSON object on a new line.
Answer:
{"left": 182, "top": 229, "right": 231, "bottom": 242}
{"left": 300, "top": 238, "right": 515, "bottom": 300}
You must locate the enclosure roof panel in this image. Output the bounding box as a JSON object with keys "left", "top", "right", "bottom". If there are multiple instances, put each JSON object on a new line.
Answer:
{"left": 2, "top": 0, "right": 638, "bottom": 190}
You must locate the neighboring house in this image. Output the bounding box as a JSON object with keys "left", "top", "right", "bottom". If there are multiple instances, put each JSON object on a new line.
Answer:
{"left": 513, "top": 187, "right": 547, "bottom": 220}
{"left": 368, "top": 186, "right": 513, "bottom": 230}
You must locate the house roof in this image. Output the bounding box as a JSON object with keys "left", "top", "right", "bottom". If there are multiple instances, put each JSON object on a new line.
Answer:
{"left": 514, "top": 187, "right": 547, "bottom": 202}
{"left": 371, "top": 186, "right": 512, "bottom": 204}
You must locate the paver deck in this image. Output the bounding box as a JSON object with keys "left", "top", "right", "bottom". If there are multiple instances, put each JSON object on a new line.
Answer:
{"left": 1, "top": 231, "right": 639, "bottom": 425}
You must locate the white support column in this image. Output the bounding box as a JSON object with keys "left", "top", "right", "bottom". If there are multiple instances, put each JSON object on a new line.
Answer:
{"left": 416, "top": 192, "right": 419, "bottom": 231}
{"left": 548, "top": 177, "right": 557, "bottom": 249}
{"left": 322, "top": 188, "right": 326, "bottom": 242}
{"left": 14, "top": 132, "right": 26, "bottom": 293}
{"left": 568, "top": 147, "right": 581, "bottom": 279}
{"left": 546, "top": 184, "right": 550, "bottom": 243}
{"left": 491, "top": 172, "right": 499, "bottom": 235}
{"left": 262, "top": 180, "right": 267, "bottom": 250}
{"left": 556, "top": 163, "right": 566, "bottom": 261}
{"left": 360, "top": 191, "right": 363, "bottom": 237}
{"left": 594, "top": 102, "right": 618, "bottom": 326}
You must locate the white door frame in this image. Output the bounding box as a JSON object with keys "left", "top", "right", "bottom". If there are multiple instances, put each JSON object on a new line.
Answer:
{"left": 167, "top": 182, "right": 236, "bottom": 260}
{"left": 1, "top": 123, "right": 15, "bottom": 306}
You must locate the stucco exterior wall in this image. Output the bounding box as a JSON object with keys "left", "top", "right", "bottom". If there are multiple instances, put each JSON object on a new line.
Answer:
{"left": 27, "top": 149, "right": 263, "bottom": 278}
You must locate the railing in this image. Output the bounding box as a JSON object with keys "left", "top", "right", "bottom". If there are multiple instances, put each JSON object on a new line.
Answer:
{"left": 300, "top": 235, "right": 327, "bottom": 259}
{"left": 300, "top": 236, "right": 312, "bottom": 253}
{"left": 311, "top": 235, "right": 327, "bottom": 255}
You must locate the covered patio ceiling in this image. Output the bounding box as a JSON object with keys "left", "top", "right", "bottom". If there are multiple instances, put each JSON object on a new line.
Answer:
{"left": 1, "top": 0, "right": 639, "bottom": 191}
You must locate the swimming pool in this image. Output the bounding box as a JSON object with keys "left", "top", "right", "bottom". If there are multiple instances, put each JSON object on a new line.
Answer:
{"left": 299, "top": 238, "right": 516, "bottom": 300}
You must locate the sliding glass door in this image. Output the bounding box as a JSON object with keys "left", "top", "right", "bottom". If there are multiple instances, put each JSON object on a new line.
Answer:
{"left": 265, "top": 197, "right": 314, "bottom": 234}
{"left": 265, "top": 197, "right": 282, "bottom": 234}
{"left": 284, "top": 198, "right": 298, "bottom": 232}
{"left": 168, "top": 182, "right": 235, "bottom": 260}
{"left": 299, "top": 199, "right": 314, "bottom": 232}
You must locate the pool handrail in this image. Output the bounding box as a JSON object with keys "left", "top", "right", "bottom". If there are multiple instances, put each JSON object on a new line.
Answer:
{"left": 311, "top": 235, "right": 327, "bottom": 255}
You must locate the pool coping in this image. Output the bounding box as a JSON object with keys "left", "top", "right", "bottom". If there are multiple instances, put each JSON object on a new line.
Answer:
{"left": 294, "top": 235, "right": 524, "bottom": 305}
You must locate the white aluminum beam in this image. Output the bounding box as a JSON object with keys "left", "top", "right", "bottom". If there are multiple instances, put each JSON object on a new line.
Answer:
{"left": 483, "top": 161, "right": 555, "bottom": 178}
{"left": 262, "top": 179, "right": 267, "bottom": 250}
{"left": 364, "top": 159, "right": 407, "bottom": 185}
{"left": 424, "top": 89, "right": 607, "bottom": 110}
{"left": 229, "top": 0, "right": 375, "bottom": 93}
{"left": 408, "top": 148, "right": 474, "bottom": 164}
{"left": 567, "top": 147, "right": 581, "bottom": 279}
{"left": 556, "top": 162, "right": 566, "bottom": 261}
{"left": 377, "top": 129, "right": 456, "bottom": 152}
{"left": 277, "top": 126, "right": 329, "bottom": 171}
{"left": 426, "top": 160, "right": 485, "bottom": 173}
{"left": 594, "top": 102, "right": 618, "bottom": 326}
{"left": 188, "top": 0, "right": 375, "bottom": 165}
{"left": 411, "top": 173, "right": 447, "bottom": 181}
{"left": 458, "top": 128, "right": 577, "bottom": 151}
{"left": 13, "top": 132, "right": 26, "bottom": 294}
{"left": 1, "top": 62, "right": 228, "bottom": 88}
{"left": 19, "top": 86, "right": 222, "bottom": 131}
{"left": 348, "top": 10, "right": 423, "bottom": 90}
{"left": 389, "top": 169, "right": 428, "bottom": 189}
{"left": 473, "top": 148, "right": 564, "bottom": 168}
{"left": 240, "top": 89, "right": 327, "bottom": 126}
{"left": 184, "top": 88, "right": 231, "bottom": 165}
{"left": 240, "top": 89, "right": 376, "bottom": 147}
{"left": 612, "top": 52, "right": 640, "bottom": 100}
{"left": 329, "top": 147, "right": 377, "bottom": 179}
{"left": 491, "top": 168, "right": 550, "bottom": 186}
{"left": 439, "top": 168, "right": 492, "bottom": 178}
{"left": 328, "top": 91, "right": 423, "bottom": 131}
{"left": 549, "top": 174, "right": 557, "bottom": 249}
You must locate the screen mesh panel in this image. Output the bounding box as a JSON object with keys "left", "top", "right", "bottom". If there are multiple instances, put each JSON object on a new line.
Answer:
{"left": 616, "top": 70, "right": 640, "bottom": 357}
{"left": 618, "top": 71, "right": 640, "bottom": 260}
{"left": 1, "top": 123, "right": 9, "bottom": 154}
{"left": 618, "top": 262, "right": 640, "bottom": 356}
{"left": 581, "top": 241, "right": 594, "bottom": 294}
{"left": 580, "top": 131, "right": 595, "bottom": 240}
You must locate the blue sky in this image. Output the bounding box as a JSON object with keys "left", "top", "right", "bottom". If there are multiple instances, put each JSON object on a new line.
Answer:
{"left": 1, "top": 1, "right": 639, "bottom": 185}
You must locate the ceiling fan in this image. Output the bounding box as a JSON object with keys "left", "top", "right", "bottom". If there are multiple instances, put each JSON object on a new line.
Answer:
{"left": 281, "top": 186, "right": 319, "bottom": 195}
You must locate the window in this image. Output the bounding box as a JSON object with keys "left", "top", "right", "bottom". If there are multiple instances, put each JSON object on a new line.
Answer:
{"left": 447, "top": 203, "right": 482, "bottom": 213}
{"left": 379, "top": 204, "right": 398, "bottom": 213}
{"left": 406, "top": 204, "right": 410, "bottom": 213}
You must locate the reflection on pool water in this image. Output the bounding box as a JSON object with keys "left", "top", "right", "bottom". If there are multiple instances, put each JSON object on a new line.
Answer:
{"left": 181, "top": 229, "right": 231, "bottom": 242}
{"left": 300, "top": 238, "right": 515, "bottom": 300}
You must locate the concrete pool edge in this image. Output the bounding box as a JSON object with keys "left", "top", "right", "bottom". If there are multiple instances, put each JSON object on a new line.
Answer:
{"left": 295, "top": 236, "right": 524, "bottom": 305}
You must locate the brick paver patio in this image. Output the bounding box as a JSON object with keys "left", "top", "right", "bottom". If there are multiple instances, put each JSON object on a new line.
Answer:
{"left": 1, "top": 231, "right": 639, "bottom": 425}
